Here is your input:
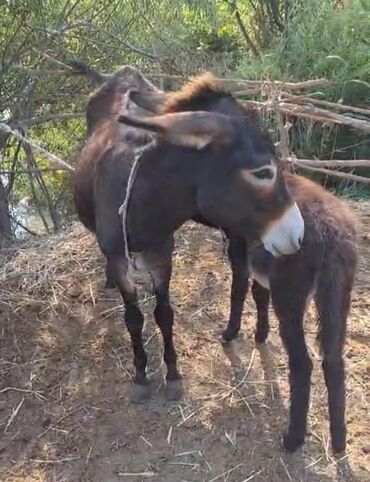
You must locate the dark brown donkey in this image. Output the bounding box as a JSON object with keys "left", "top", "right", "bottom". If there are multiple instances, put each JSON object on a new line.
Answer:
{"left": 223, "top": 174, "right": 357, "bottom": 453}
{"left": 73, "top": 65, "right": 304, "bottom": 403}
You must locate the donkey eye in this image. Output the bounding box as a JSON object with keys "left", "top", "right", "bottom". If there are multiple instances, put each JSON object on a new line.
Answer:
{"left": 252, "top": 168, "right": 274, "bottom": 180}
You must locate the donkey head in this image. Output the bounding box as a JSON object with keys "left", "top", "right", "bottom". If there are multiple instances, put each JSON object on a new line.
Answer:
{"left": 118, "top": 78, "right": 304, "bottom": 257}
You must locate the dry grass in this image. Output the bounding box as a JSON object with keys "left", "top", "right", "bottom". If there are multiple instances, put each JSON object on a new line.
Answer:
{"left": 0, "top": 202, "right": 369, "bottom": 482}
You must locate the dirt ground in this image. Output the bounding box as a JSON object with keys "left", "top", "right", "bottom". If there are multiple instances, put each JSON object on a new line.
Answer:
{"left": 0, "top": 201, "right": 369, "bottom": 482}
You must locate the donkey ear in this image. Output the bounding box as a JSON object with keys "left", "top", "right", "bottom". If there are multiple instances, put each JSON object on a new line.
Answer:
{"left": 118, "top": 111, "right": 234, "bottom": 149}
{"left": 128, "top": 90, "right": 168, "bottom": 114}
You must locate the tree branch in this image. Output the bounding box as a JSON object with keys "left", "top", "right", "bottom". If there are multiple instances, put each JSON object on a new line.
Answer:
{"left": 0, "top": 124, "right": 75, "bottom": 172}
{"left": 21, "top": 112, "right": 84, "bottom": 127}
{"left": 293, "top": 162, "right": 370, "bottom": 184}
{"left": 10, "top": 214, "right": 39, "bottom": 236}
{"left": 230, "top": 1, "right": 259, "bottom": 56}
{"left": 288, "top": 158, "right": 370, "bottom": 169}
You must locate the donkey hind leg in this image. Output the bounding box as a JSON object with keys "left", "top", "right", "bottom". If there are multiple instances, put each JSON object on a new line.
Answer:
{"left": 315, "top": 259, "right": 354, "bottom": 453}
{"left": 271, "top": 274, "right": 313, "bottom": 452}
{"left": 222, "top": 234, "right": 249, "bottom": 343}
{"left": 149, "top": 237, "right": 182, "bottom": 401}
{"left": 251, "top": 280, "right": 270, "bottom": 344}
{"left": 107, "top": 255, "right": 150, "bottom": 403}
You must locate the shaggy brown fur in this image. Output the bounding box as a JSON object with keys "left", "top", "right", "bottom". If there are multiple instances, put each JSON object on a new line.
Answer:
{"left": 229, "top": 173, "right": 358, "bottom": 454}
{"left": 163, "top": 73, "right": 224, "bottom": 113}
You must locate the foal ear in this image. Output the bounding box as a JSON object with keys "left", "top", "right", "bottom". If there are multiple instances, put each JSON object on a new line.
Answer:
{"left": 118, "top": 111, "right": 234, "bottom": 149}
{"left": 128, "top": 90, "right": 168, "bottom": 114}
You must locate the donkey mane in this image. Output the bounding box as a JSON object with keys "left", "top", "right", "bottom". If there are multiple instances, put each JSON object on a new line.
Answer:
{"left": 163, "top": 72, "right": 229, "bottom": 113}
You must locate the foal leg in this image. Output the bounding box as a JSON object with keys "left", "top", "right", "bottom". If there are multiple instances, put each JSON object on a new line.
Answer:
{"left": 222, "top": 234, "right": 249, "bottom": 343}
{"left": 107, "top": 255, "right": 150, "bottom": 402}
{"left": 271, "top": 271, "right": 313, "bottom": 452}
{"left": 149, "top": 238, "right": 183, "bottom": 401}
{"left": 315, "top": 268, "right": 353, "bottom": 453}
{"left": 251, "top": 280, "right": 270, "bottom": 344}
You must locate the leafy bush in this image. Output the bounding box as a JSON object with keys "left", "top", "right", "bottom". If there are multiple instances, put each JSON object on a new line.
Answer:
{"left": 237, "top": 0, "right": 370, "bottom": 184}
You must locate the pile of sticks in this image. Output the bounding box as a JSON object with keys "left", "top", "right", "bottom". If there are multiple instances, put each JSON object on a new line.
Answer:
{"left": 231, "top": 78, "right": 370, "bottom": 185}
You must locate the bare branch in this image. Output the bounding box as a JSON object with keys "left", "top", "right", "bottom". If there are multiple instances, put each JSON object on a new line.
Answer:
{"left": 1, "top": 167, "right": 70, "bottom": 175}
{"left": 288, "top": 158, "right": 370, "bottom": 169}
{"left": 22, "top": 112, "right": 84, "bottom": 127}
{"left": 147, "top": 73, "right": 329, "bottom": 91}
{"left": 230, "top": 1, "right": 259, "bottom": 56}
{"left": 293, "top": 162, "right": 370, "bottom": 184}
{"left": 240, "top": 100, "right": 370, "bottom": 133}
{"left": 282, "top": 93, "right": 370, "bottom": 116}
{"left": 0, "top": 124, "right": 75, "bottom": 172}
{"left": 10, "top": 214, "right": 39, "bottom": 236}
{"left": 276, "top": 102, "right": 370, "bottom": 133}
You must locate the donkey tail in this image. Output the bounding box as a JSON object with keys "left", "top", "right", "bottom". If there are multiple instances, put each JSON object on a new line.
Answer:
{"left": 68, "top": 60, "right": 109, "bottom": 85}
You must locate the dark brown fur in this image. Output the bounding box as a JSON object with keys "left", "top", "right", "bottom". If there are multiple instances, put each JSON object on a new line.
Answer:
{"left": 73, "top": 64, "right": 301, "bottom": 407}
{"left": 225, "top": 174, "right": 358, "bottom": 453}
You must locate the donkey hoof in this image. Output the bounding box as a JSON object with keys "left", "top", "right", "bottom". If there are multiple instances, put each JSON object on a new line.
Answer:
{"left": 165, "top": 379, "right": 184, "bottom": 401}
{"left": 255, "top": 330, "right": 268, "bottom": 345}
{"left": 282, "top": 432, "right": 304, "bottom": 453}
{"left": 332, "top": 440, "right": 346, "bottom": 454}
{"left": 103, "top": 287, "right": 116, "bottom": 298}
{"left": 220, "top": 329, "right": 237, "bottom": 344}
{"left": 131, "top": 383, "right": 151, "bottom": 403}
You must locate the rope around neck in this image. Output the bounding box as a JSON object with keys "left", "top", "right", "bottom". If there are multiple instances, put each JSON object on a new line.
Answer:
{"left": 118, "top": 142, "right": 154, "bottom": 270}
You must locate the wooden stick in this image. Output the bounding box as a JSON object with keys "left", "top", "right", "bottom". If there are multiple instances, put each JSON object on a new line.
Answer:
{"left": 0, "top": 124, "right": 75, "bottom": 172}
{"left": 146, "top": 73, "right": 329, "bottom": 90}
{"left": 294, "top": 163, "right": 370, "bottom": 184}
{"left": 288, "top": 158, "right": 370, "bottom": 168}
{"left": 12, "top": 65, "right": 329, "bottom": 91}
{"left": 276, "top": 102, "right": 370, "bottom": 133}
{"left": 282, "top": 93, "right": 370, "bottom": 116}
{"left": 23, "top": 112, "right": 84, "bottom": 127}
{"left": 241, "top": 100, "right": 370, "bottom": 132}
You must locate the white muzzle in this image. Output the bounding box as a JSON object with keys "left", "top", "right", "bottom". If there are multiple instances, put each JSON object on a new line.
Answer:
{"left": 261, "top": 202, "right": 304, "bottom": 257}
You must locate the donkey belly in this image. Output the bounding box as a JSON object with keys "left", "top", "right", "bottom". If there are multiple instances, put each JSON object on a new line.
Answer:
{"left": 249, "top": 245, "right": 273, "bottom": 290}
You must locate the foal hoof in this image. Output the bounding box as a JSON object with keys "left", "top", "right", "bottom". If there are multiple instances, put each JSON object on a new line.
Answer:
{"left": 282, "top": 432, "right": 304, "bottom": 453}
{"left": 220, "top": 328, "right": 238, "bottom": 344}
{"left": 131, "top": 383, "right": 151, "bottom": 403}
{"left": 254, "top": 329, "right": 268, "bottom": 345}
{"left": 165, "top": 379, "right": 184, "bottom": 401}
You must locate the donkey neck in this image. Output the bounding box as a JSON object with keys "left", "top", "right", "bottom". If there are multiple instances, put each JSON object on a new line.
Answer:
{"left": 126, "top": 144, "right": 204, "bottom": 252}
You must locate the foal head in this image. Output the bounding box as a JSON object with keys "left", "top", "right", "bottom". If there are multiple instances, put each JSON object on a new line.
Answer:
{"left": 118, "top": 74, "right": 304, "bottom": 256}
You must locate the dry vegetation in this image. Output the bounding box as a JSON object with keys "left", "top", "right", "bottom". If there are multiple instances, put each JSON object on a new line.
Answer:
{"left": 0, "top": 201, "right": 369, "bottom": 482}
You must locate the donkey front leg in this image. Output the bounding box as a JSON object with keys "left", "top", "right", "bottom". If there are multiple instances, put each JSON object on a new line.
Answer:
{"left": 150, "top": 238, "right": 183, "bottom": 401}
{"left": 222, "top": 233, "right": 249, "bottom": 343}
{"left": 251, "top": 280, "right": 270, "bottom": 344}
{"left": 104, "top": 259, "right": 116, "bottom": 290}
{"left": 107, "top": 256, "right": 150, "bottom": 402}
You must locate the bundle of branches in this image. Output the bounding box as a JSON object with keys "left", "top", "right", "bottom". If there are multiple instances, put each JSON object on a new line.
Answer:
{"left": 229, "top": 79, "right": 370, "bottom": 185}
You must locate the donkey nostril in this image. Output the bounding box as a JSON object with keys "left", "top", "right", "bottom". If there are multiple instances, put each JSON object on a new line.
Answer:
{"left": 298, "top": 236, "right": 303, "bottom": 246}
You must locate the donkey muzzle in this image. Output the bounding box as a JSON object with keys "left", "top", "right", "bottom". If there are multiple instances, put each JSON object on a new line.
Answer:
{"left": 261, "top": 202, "right": 304, "bottom": 257}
